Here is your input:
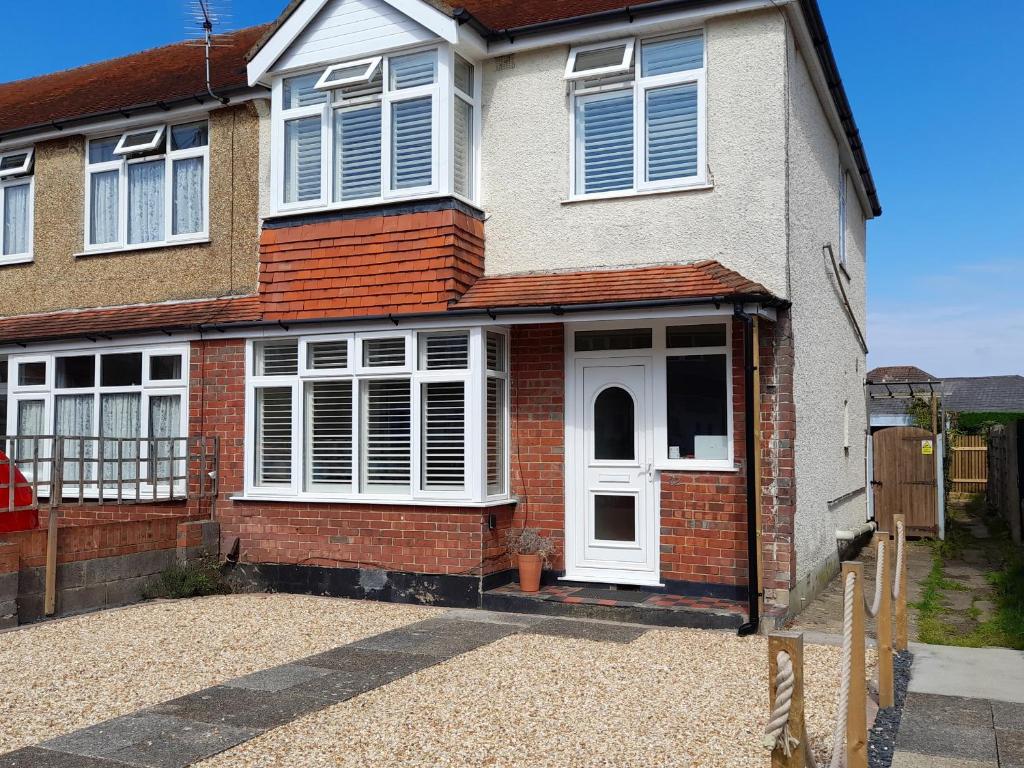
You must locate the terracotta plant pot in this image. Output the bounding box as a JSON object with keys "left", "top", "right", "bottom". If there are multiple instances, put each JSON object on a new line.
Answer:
{"left": 517, "top": 553, "right": 543, "bottom": 593}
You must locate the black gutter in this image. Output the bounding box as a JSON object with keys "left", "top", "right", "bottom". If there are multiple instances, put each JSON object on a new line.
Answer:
{"left": 734, "top": 304, "right": 761, "bottom": 636}
{"left": 0, "top": 293, "right": 788, "bottom": 348}
{"left": 452, "top": 0, "right": 881, "bottom": 218}
{"left": 0, "top": 86, "right": 254, "bottom": 144}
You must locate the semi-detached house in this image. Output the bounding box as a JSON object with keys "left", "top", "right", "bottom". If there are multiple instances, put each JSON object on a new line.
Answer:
{"left": 0, "top": 0, "right": 880, "bottom": 629}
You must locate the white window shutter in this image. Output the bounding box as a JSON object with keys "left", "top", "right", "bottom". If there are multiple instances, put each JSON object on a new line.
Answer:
{"left": 362, "top": 379, "right": 411, "bottom": 491}
{"left": 645, "top": 83, "right": 699, "bottom": 182}
{"left": 255, "top": 340, "right": 299, "bottom": 376}
{"left": 255, "top": 387, "right": 293, "bottom": 486}
{"left": 334, "top": 105, "right": 382, "bottom": 201}
{"left": 578, "top": 92, "right": 634, "bottom": 194}
{"left": 391, "top": 97, "right": 433, "bottom": 190}
{"left": 284, "top": 116, "right": 322, "bottom": 203}
{"left": 419, "top": 332, "right": 469, "bottom": 370}
{"left": 486, "top": 378, "right": 505, "bottom": 495}
{"left": 307, "top": 381, "right": 353, "bottom": 490}
{"left": 453, "top": 98, "right": 473, "bottom": 199}
{"left": 422, "top": 381, "right": 465, "bottom": 490}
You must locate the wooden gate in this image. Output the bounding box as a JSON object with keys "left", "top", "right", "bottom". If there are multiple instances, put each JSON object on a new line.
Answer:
{"left": 872, "top": 426, "right": 938, "bottom": 537}
{"left": 950, "top": 434, "right": 988, "bottom": 495}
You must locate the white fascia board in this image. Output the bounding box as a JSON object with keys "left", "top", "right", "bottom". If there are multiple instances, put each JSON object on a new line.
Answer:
{"left": 783, "top": 3, "right": 875, "bottom": 219}
{"left": 485, "top": 0, "right": 784, "bottom": 56}
{"left": 0, "top": 90, "right": 266, "bottom": 153}
{"left": 247, "top": 0, "right": 460, "bottom": 86}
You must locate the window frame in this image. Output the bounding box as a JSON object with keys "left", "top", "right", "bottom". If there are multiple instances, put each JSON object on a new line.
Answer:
{"left": 113, "top": 125, "right": 167, "bottom": 156}
{"left": 83, "top": 120, "right": 210, "bottom": 253}
{"left": 0, "top": 148, "right": 35, "bottom": 266}
{"left": 569, "top": 317, "right": 734, "bottom": 471}
{"left": 314, "top": 56, "right": 383, "bottom": 90}
{"left": 270, "top": 43, "right": 481, "bottom": 215}
{"left": 244, "top": 326, "right": 506, "bottom": 504}
{"left": 5, "top": 344, "right": 189, "bottom": 493}
{"left": 568, "top": 29, "right": 708, "bottom": 200}
{"left": 564, "top": 37, "right": 636, "bottom": 81}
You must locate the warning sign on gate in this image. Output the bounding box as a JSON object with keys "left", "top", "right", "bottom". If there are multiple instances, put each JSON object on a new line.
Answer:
{"left": 921, "top": 439, "right": 934, "bottom": 455}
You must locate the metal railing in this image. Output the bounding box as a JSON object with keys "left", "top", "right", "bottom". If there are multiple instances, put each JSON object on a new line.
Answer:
{"left": 1, "top": 435, "right": 219, "bottom": 513}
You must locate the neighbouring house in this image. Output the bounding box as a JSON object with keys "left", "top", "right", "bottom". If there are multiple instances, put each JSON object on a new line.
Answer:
{"left": 0, "top": 0, "right": 880, "bottom": 629}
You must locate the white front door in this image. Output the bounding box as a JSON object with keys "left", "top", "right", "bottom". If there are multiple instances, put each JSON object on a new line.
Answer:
{"left": 566, "top": 359, "right": 659, "bottom": 586}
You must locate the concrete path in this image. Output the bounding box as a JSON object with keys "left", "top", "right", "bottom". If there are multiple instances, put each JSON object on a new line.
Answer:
{"left": 892, "top": 644, "right": 1024, "bottom": 768}
{"left": 0, "top": 612, "right": 648, "bottom": 768}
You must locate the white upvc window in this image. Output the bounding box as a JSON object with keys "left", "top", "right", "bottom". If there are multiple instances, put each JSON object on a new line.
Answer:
{"left": 569, "top": 30, "right": 707, "bottom": 199}
{"left": 85, "top": 120, "right": 209, "bottom": 252}
{"left": 5, "top": 345, "right": 190, "bottom": 491}
{"left": 0, "top": 147, "right": 34, "bottom": 266}
{"left": 272, "top": 45, "right": 480, "bottom": 213}
{"left": 246, "top": 326, "right": 509, "bottom": 504}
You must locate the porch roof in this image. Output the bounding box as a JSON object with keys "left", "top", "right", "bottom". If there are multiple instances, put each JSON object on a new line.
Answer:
{"left": 0, "top": 296, "right": 262, "bottom": 346}
{"left": 454, "top": 261, "right": 779, "bottom": 311}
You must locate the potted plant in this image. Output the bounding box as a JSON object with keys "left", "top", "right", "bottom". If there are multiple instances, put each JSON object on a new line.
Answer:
{"left": 506, "top": 528, "right": 555, "bottom": 593}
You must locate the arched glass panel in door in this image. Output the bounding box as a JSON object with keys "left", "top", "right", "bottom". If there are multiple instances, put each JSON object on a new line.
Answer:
{"left": 593, "top": 386, "right": 635, "bottom": 460}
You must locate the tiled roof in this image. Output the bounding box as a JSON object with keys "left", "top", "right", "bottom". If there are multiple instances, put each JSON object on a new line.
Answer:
{"left": 0, "top": 296, "right": 262, "bottom": 346}
{"left": 454, "top": 261, "right": 776, "bottom": 310}
{"left": 942, "top": 376, "right": 1024, "bottom": 414}
{"left": 0, "top": 25, "right": 269, "bottom": 138}
{"left": 867, "top": 366, "right": 938, "bottom": 384}
{"left": 457, "top": 0, "right": 650, "bottom": 30}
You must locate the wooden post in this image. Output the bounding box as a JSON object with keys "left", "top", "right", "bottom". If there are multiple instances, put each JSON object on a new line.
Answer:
{"left": 769, "top": 632, "right": 806, "bottom": 768}
{"left": 44, "top": 438, "right": 63, "bottom": 617}
{"left": 843, "top": 561, "right": 868, "bottom": 768}
{"left": 893, "top": 513, "right": 908, "bottom": 651}
{"left": 874, "top": 531, "right": 894, "bottom": 708}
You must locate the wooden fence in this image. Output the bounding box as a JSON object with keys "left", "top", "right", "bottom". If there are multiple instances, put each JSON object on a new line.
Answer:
{"left": 950, "top": 434, "right": 988, "bottom": 495}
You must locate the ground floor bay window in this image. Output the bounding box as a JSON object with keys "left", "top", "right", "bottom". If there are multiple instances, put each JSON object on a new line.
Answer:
{"left": 245, "top": 327, "right": 509, "bottom": 504}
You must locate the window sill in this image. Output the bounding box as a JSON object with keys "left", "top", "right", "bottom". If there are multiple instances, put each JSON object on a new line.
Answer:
{"left": 562, "top": 183, "right": 714, "bottom": 205}
{"left": 0, "top": 254, "right": 33, "bottom": 268}
{"left": 229, "top": 493, "right": 519, "bottom": 508}
{"left": 74, "top": 237, "right": 210, "bottom": 259}
{"left": 655, "top": 462, "right": 738, "bottom": 473}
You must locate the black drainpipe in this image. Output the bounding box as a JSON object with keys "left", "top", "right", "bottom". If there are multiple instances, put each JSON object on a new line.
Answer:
{"left": 735, "top": 305, "right": 761, "bottom": 636}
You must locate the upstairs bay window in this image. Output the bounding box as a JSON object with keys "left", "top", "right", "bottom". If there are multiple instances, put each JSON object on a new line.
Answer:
{"left": 0, "top": 147, "right": 34, "bottom": 265}
{"left": 568, "top": 31, "right": 706, "bottom": 198}
{"left": 85, "top": 121, "right": 208, "bottom": 252}
{"left": 247, "top": 328, "right": 508, "bottom": 503}
{"left": 274, "top": 46, "right": 479, "bottom": 212}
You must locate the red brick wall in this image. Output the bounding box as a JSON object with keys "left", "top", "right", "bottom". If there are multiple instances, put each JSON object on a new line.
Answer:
{"left": 258, "top": 208, "right": 484, "bottom": 320}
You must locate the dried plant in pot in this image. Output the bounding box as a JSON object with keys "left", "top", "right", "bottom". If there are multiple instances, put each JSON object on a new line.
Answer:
{"left": 506, "top": 528, "right": 555, "bottom": 593}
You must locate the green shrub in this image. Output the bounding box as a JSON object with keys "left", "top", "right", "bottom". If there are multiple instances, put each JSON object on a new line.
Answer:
{"left": 142, "top": 557, "right": 230, "bottom": 600}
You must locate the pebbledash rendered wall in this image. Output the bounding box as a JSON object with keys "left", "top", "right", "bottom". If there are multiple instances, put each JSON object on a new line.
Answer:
{"left": 188, "top": 310, "right": 797, "bottom": 610}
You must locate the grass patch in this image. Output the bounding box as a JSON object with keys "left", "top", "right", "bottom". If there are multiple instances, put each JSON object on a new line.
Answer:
{"left": 142, "top": 558, "right": 231, "bottom": 600}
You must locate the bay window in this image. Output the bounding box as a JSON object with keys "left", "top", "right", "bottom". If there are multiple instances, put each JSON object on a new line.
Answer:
{"left": 274, "top": 46, "right": 479, "bottom": 212}
{"left": 247, "top": 327, "right": 508, "bottom": 503}
{"left": 568, "top": 31, "right": 706, "bottom": 198}
{"left": 85, "top": 120, "right": 208, "bottom": 251}
{"left": 0, "top": 147, "right": 34, "bottom": 265}
{"left": 5, "top": 346, "right": 189, "bottom": 490}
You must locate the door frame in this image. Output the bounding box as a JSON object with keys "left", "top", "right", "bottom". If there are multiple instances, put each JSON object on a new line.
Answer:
{"left": 564, "top": 350, "right": 661, "bottom": 587}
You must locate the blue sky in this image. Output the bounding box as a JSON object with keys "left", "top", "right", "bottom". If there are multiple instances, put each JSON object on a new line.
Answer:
{"left": 4, "top": 1, "right": 1022, "bottom": 378}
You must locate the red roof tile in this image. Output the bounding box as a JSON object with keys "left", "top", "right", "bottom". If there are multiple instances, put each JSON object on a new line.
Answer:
{"left": 0, "top": 25, "right": 269, "bottom": 137}
{"left": 458, "top": 0, "right": 641, "bottom": 30}
{"left": 0, "top": 296, "right": 262, "bottom": 345}
{"left": 454, "top": 261, "right": 776, "bottom": 310}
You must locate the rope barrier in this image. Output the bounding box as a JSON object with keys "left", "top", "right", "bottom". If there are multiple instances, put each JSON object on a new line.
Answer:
{"left": 865, "top": 540, "right": 885, "bottom": 618}
{"left": 892, "top": 521, "right": 905, "bottom": 601}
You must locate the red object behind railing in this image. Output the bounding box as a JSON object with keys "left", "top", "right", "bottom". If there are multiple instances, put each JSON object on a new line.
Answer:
{"left": 0, "top": 449, "right": 38, "bottom": 532}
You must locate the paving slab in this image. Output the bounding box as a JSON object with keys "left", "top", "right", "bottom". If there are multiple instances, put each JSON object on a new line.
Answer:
{"left": 146, "top": 686, "right": 319, "bottom": 731}
{"left": 39, "top": 714, "right": 256, "bottom": 767}
{"left": 0, "top": 748, "right": 126, "bottom": 768}
{"left": 220, "top": 663, "right": 333, "bottom": 692}
{"left": 351, "top": 617, "right": 519, "bottom": 657}
{"left": 993, "top": 700, "right": 1024, "bottom": 731}
{"left": 909, "top": 644, "right": 1024, "bottom": 703}
{"left": 890, "top": 753, "right": 997, "bottom": 768}
{"left": 299, "top": 646, "right": 436, "bottom": 684}
{"left": 902, "top": 692, "right": 993, "bottom": 727}
{"left": 998, "top": 729, "right": 1024, "bottom": 766}
{"left": 895, "top": 710, "right": 997, "bottom": 761}
{"left": 524, "top": 617, "right": 649, "bottom": 644}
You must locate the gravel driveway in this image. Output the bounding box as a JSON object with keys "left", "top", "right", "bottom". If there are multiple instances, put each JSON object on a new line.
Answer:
{"left": 0, "top": 594, "right": 432, "bottom": 753}
{"left": 200, "top": 624, "right": 859, "bottom": 768}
